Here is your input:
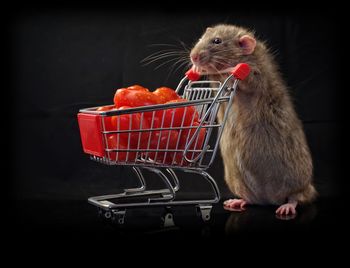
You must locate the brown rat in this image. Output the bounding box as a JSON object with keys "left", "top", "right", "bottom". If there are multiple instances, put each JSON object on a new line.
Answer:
{"left": 190, "top": 24, "right": 317, "bottom": 216}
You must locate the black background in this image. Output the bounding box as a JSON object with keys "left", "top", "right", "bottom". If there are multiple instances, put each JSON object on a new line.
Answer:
{"left": 7, "top": 6, "right": 346, "bottom": 245}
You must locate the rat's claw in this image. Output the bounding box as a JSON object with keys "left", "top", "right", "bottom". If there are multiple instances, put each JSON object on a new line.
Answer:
{"left": 276, "top": 203, "right": 297, "bottom": 216}
{"left": 223, "top": 199, "right": 233, "bottom": 205}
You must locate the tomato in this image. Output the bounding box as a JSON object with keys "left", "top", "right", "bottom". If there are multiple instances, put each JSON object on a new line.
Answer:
{"left": 113, "top": 88, "right": 127, "bottom": 107}
{"left": 153, "top": 87, "right": 180, "bottom": 103}
{"left": 150, "top": 87, "right": 181, "bottom": 126}
{"left": 107, "top": 84, "right": 204, "bottom": 165}
{"left": 110, "top": 106, "right": 151, "bottom": 147}
{"left": 175, "top": 122, "right": 206, "bottom": 164}
{"left": 127, "top": 85, "right": 149, "bottom": 92}
{"left": 97, "top": 106, "right": 116, "bottom": 131}
{"left": 162, "top": 99, "right": 199, "bottom": 128}
{"left": 106, "top": 134, "right": 136, "bottom": 162}
{"left": 147, "top": 110, "right": 166, "bottom": 129}
{"left": 114, "top": 88, "right": 160, "bottom": 108}
{"left": 179, "top": 122, "right": 206, "bottom": 149}
{"left": 100, "top": 117, "right": 114, "bottom": 131}
{"left": 96, "top": 105, "right": 114, "bottom": 111}
{"left": 145, "top": 130, "right": 179, "bottom": 163}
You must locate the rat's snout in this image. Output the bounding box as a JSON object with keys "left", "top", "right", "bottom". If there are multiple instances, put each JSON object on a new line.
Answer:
{"left": 191, "top": 53, "right": 200, "bottom": 63}
{"left": 190, "top": 51, "right": 210, "bottom": 65}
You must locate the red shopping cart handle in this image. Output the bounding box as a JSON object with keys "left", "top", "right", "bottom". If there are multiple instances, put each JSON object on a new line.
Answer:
{"left": 231, "top": 63, "right": 250, "bottom": 80}
{"left": 185, "top": 68, "right": 200, "bottom": 81}
{"left": 186, "top": 63, "right": 250, "bottom": 81}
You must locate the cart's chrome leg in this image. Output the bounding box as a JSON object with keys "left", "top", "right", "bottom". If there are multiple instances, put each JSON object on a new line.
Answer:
{"left": 88, "top": 168, "right": 220, "bottom": 212}
{"left": 142, "top": 167, "right": 176, "bottom": 202}
{"left": 124, "top": 167, "right": 146, "bottom": 193}
{"left": 166, "top": 168, "right": 180, "bottom": 192}
{"left": 184, "top": 169, "right": 221, "bottom": 203}
{"left": 196, "top": 204, "right": 213, "bottom": 221}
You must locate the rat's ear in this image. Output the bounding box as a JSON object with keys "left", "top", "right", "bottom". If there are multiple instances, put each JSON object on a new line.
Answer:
{"left": 239, "top": 35, "right": 256, "bottom": 55}
{"left": 206, "top": 27, "right": 213, "bottom": 32}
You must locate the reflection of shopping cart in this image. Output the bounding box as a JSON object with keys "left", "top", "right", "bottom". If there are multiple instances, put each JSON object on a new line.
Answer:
{"left": 77, "top": 63, "right": 250, "bottom": 224}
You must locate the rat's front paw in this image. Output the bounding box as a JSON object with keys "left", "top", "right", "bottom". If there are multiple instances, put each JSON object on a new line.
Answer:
{"left": 223, "top": 198, "right": 247, "bottom": 212}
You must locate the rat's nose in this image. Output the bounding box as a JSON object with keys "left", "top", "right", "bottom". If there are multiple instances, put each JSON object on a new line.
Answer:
{"left": 191, "top": 53, "right": 200, "bottom": 63}
{"left": 191, "top": 51, "right": 209, "bottom": 64}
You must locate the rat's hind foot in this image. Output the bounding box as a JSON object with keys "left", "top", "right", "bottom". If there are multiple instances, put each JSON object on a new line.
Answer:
{"left": 275, "top": 201, "right": 297, "bottom": 216}
{"left": 223, "top": 198, "right": 247, "bottom": 212}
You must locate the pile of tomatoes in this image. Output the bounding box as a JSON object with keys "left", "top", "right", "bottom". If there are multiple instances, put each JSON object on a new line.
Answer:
{"left": 97, "top": 85, "right": 206, "bottom": 164}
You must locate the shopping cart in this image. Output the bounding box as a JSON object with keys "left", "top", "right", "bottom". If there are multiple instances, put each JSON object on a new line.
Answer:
{"left": 77, "top": 63, "right": 250, "bottom": 225}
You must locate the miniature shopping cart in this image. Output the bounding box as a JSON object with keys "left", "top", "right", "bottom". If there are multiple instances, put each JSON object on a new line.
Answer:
{"left": 77, "top": 63, "right": 250, "bottom": 224}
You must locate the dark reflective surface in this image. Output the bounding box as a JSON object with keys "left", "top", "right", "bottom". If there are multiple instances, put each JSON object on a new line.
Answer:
{"left": 11, "top": 197, "right": 344, "bottom": 243}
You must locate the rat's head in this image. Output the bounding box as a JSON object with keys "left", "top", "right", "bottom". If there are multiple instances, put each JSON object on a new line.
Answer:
{"left": 190, "top": 24, "right": 257, "bottom": 74}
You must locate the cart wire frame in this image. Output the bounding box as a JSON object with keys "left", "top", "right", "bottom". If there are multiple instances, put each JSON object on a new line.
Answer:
{"left": 77, "top": 63, "right": 250, "bottom": 223}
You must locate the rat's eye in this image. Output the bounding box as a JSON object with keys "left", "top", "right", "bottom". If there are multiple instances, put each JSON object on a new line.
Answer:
{"left": 212, "top": 38, "right": 222, "bottom": 44}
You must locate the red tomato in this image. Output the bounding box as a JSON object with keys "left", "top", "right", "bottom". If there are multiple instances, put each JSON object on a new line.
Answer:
{"left": 113, "top": 88, "right": 128, "bottom": 107}
{"left": 127, "top": 85, "right": 149, "bottom": 92}
{"left": 175, "top": 122, "right": 206, "bottom": 164}
{"left": 179, "top": 122, "right": 206, "bottom": 149}
{"left": 96, "top": 105, "right": 114, "bottom": 111}
{"left": 100, "top": 117, "right": 115, "bottom": 131}
{"left": 147, "top": 110, "right": 166, "bottom": 128}
{"left": 162, "top": 99, "right": 199, "bottom": 128}
{"left": 145, "top": 130, "right": 179, "bottom": 163}
{"left": 97, "top": 106, "right": 116, "bottom": 131}
{"left": 153, "top": 87, "right": 180, "bottom": 103}
{"left": 110, "top": 106, "right": 151, "bottom": 147}
{"left": 106, "top": 134, "right": 137, "bottom": 162}
{"left": 114, "top": 88, "right": 160, "bottom": 108}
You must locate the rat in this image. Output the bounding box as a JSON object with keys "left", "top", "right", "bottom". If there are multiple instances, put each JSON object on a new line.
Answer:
{"left": 190, "top": 24, "right": 317, "bottom": 216}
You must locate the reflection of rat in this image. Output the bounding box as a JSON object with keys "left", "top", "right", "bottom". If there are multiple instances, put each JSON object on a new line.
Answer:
{"left": 190, "top": 24, "right": 317, "bottom": 215}
{"left": 224, "top": 204, "right": 318, "bottom": 234}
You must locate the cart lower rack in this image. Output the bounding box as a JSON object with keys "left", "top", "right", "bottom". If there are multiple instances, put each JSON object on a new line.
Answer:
{"left": 77, "top": 63, "right": 250, "bottom": 223}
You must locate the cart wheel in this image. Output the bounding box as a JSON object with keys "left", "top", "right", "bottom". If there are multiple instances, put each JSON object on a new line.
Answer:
{"left": 196, "top": 204, "right": 212, "bottom": 221}
{"left": 97, "top": 208, "right": 111, "bottom": 219}
{"left": 111, "top": 209, "right": 126, "bottom": 225}
{"left": 104, "top": 210, "right": 112, "bottom": 219}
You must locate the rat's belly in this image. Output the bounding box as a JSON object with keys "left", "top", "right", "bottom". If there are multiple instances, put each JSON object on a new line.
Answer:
{"left": 235, "top": 149, "right": 289, "bottom": 205}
